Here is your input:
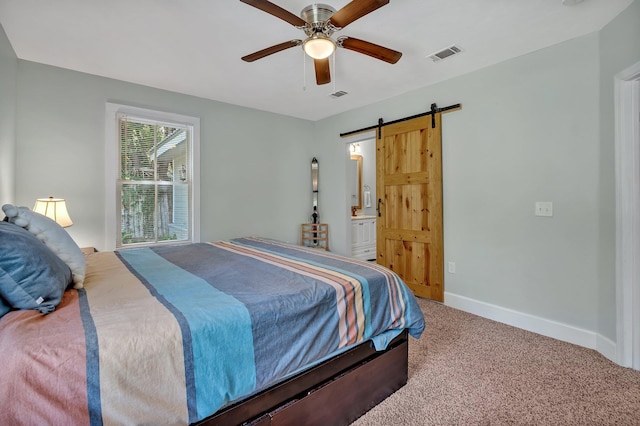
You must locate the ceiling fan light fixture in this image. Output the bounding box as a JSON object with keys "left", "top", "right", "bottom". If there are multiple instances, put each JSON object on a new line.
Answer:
{"left": 303, "top": 33, "right": 336, "bottom": 59}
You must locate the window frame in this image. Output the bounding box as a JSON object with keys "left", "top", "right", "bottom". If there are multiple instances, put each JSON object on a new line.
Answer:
{"left": 105, "top": 103, "right": 200, "bottom": 250}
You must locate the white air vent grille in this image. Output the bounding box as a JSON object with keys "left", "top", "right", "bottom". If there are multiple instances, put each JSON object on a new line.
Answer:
{"left": 330, "top": 90, "right": 348, "bottom": 98}
{"left": 427, "top": 45, "right": 463, "bottom": 62}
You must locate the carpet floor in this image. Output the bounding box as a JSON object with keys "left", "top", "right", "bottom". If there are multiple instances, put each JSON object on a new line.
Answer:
{"left": 352, "top": 298, "right": 640, "bottom": 425}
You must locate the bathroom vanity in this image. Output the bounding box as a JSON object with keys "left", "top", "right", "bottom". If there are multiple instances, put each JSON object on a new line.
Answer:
{"left": 351, "top": 215, "right": 376, "bottom": 261}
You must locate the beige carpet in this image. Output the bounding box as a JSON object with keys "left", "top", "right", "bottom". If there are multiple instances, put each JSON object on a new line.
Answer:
{"left": 353, "top": 298, "right": 640, "bottom": 425}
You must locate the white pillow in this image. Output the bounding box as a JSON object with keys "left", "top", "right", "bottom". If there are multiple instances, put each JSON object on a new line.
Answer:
{"left": 2, "top": 204, "right": 86, "bottom": 289}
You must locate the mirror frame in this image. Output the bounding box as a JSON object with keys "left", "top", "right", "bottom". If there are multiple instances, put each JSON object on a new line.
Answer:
{"left": 350, "top": 154, "right": 363, "bottom": 211}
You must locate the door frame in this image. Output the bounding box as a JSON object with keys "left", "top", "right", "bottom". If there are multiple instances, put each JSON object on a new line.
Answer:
{"left": 615, "top": 60, "right": 640, "bottom": 369}
{"left": 343, "top": 131, "right": 377, "bottom": 257}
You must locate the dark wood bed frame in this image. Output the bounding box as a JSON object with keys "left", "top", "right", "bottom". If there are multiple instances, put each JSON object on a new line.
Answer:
{"left": 194, "top": 329, "right": 409, "bottom": 426}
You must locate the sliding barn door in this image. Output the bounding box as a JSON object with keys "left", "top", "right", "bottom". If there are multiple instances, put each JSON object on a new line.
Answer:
{"left": 376, "top": 114, "right": 444, "bottom": 302}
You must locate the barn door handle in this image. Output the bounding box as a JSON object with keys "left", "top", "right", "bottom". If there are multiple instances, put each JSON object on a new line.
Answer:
{"left": 377, "top": 198, "right": 382, "bottom": 217}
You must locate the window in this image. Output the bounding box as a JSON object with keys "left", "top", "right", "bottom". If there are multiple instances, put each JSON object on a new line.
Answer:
{"left": 105, "top": 104, "right": 200, "bottom": 250}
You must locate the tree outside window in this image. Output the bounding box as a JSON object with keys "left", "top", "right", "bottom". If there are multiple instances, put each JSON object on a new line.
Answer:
{"left": 118, "top": 117, "right": 190, "bottom": 247}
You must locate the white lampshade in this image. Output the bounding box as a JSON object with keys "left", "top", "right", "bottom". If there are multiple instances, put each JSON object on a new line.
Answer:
{"left": 33, "top": 196, "right": 73, "bottom": 227}
{"left": 303, "top": 34, "right": 336, "bottom": 60}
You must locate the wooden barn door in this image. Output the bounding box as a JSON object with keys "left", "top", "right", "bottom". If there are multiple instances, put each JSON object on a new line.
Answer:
{"left": 376, "top": 114, "right": 444, "bottom": 302}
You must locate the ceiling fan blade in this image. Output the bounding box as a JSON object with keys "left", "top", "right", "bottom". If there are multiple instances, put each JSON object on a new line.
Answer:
{"left": 329, "top": 0, "right": 389, "bottom": 29}
{"left": 339, "top": 37, "right": 402, "bottom": 64}
{"left": 240, "top": 0, "right": 306, "bottom": 27}
{"left": 314, "top": 58, "right": 331, "bottom": 85}
{"left": 242, "top": 40, "right": 301, "bottom": 62}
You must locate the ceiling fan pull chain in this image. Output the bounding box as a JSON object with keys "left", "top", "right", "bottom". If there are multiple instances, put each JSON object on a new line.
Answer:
{"left": 302, "top": 49, "right": 307, "bottom": 91}
{"left": 332, "top": 51, "right": 336, "bottom": 94}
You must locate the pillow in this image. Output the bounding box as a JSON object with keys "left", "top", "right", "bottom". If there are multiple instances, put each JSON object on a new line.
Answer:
{"left": 2, "top": 204, "right": 85, "bottom": 288}
{"left": 0, "top": 220, "right": 73, "bottom": 316}
{"left": 0, "top": 295, "right": 10, "bottom": 318}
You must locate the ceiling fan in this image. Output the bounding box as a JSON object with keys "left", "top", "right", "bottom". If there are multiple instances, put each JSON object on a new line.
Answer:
{"left": 240, "top": 0, "right": 402, "bottom": 85}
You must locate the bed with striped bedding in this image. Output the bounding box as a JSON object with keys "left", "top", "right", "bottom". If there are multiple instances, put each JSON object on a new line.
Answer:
{"left": 0, "top": 237, "right": 424, "bottom": 425}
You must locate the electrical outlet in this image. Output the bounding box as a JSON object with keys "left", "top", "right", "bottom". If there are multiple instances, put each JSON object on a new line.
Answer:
{"left": 448, "top": 262, "right": 456, "bottom": 274}
{"left": 535, "top": 201, "right": 553, "bottom": 217}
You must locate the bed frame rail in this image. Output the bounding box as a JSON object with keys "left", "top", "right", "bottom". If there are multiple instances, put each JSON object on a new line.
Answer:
{"left": 195, "top": 329, "right": 409, "bottom": 426}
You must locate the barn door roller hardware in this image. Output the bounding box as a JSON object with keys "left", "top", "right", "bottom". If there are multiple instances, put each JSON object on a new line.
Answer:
{"left": 339, "top": 102, "right": 461, "bottom": 138}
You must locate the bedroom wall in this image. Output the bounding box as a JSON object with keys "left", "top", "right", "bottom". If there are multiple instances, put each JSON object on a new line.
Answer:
{"left": 14, "top": 61, "right": 316, "bottom": 250}
{"left": 597, "top": 0, "right": 640, "bottom": 343}
{"left": 0, "top": 23, "right": 17, "bottom": 206}
{"left": 314, "top": 32, "right": 603, "bottom": 343}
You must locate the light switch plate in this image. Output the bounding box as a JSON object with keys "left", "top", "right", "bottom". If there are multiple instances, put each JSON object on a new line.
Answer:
{"left": 535, "top": 201, "right": 553, "bottom": 217}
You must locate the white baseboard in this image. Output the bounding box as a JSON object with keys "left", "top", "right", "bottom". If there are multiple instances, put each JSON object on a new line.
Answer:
{"left": 444, "top": 292, "right": 618, "bottom": 364}
{"left": 596, "top": 333, "right": 617, "bottom": 364}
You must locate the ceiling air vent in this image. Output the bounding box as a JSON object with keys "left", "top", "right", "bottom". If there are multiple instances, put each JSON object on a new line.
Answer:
{"left": 329, "top": 90, "right": 348, "bottom": 98}
{"left": 427, "top": 45, "right": 463, "bottom": 62}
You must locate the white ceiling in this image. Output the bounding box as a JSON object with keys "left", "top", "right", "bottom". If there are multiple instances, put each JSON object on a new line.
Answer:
{"left": 0, "top": 0, "right": 632, "bottom": 121}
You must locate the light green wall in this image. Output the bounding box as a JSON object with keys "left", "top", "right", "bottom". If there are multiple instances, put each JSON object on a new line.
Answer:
{"left": 313, "top": 1, "right": 639, "bottom": 341}
{"left": 14, "top": 61, "right": 315, "bottom": 249}
{"left": 0, "top": 23, "right": 17, "bottom": 205}
{"left": 597, "top": 0, "right": 640, "bottom": 340}
{"left": 315, "top": 32, "right": 602, "bottom": 333}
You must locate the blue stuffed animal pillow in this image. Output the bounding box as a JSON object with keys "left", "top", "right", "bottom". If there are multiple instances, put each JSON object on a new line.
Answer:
{"left": 0, "top": 220, "right": 73, "bottom": 317}
{"left": 0, "top": 295, "right": 10, "bottom": 318}
{"left": 2, "top": 204, "right": 85, "bottom": 288}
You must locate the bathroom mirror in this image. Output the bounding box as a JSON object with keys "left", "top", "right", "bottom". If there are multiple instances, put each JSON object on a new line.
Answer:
{"left": 349, "top": 154, "right": 362, "bottom": 212}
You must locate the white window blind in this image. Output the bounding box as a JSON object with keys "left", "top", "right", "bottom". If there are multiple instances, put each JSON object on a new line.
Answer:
{"left": 117, "top": 115, "right": 192, "bottom": 248}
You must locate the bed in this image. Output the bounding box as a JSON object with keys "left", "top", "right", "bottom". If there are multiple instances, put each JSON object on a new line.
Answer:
{"left": 0, "top": 213, "right": 424, "bottom": 425}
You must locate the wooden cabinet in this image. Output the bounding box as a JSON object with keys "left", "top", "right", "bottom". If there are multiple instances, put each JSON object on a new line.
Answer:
{"left": 351, "top": 216, "right": 376, "bottom": 261}
{"left": 300, "top": 223, "right": 329, "bottom": 250}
